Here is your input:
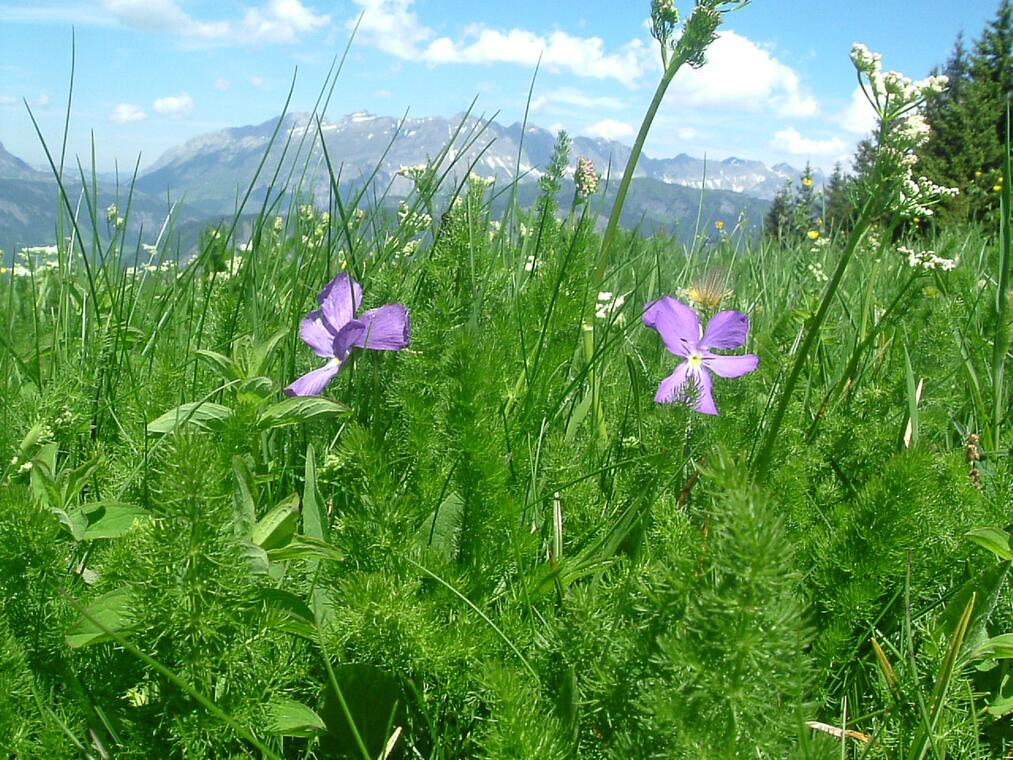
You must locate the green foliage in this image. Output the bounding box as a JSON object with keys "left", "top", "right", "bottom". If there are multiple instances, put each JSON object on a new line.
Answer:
{"left": 5, "top": 20, "right": 1013, "bottom": 756}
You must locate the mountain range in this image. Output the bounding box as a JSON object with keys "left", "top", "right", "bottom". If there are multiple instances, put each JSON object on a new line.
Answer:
{"left": 1, "top": 112, "right": 822, "bottom": 252}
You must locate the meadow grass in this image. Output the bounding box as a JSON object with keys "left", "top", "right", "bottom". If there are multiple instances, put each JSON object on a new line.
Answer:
{"left": 3, "top": 6, "right": 1013, "bottom": 759}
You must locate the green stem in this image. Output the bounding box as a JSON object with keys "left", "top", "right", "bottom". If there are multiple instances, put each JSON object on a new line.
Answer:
{"left": 591, "top": 51, "right": 686, "bottom": 287}
{"left": 753, "top": 213, "right": 873, "bottom": 479}
{"left": 804, "top": 268, "right": 921, "bottom": 442}
{"left": 582, "top": 49, "right": 688, "bottom": 441}
{"left": 991, "top": 106, "right": 1012, "bottom": 450}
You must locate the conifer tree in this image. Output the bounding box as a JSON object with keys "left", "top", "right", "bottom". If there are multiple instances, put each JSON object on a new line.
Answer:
{"left": 764, "top": 180, "right": 794, "bottom": 242}
{"left": 823, "top": 162, "right": 854, "bottom": 233}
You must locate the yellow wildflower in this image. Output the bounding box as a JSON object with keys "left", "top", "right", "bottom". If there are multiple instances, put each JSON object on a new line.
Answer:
{"left": 807, "top": 230, "right": 820, "bottom": 241}
{"left": 714, "top": 219, "right": 725, "bottom": 231}
{"left": 802, "top": 177, "right": 814, "bottom": 188}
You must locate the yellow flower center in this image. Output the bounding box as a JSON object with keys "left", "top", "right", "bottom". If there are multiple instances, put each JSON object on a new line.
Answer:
{"left": 688, "top": 352, "right": 703, "bottom": 369}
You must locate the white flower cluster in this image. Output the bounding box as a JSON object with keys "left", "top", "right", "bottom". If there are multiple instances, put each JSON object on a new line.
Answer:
{"left": 467, "top": 173, "right": 494, "bottom": 194}
{"left": 898, "top": 245, "right": 958, "bottom": 271}
{"left": 896, "top": 113, "right": 931, "bottom": 144}
{"left": 807, "top": 262, "right": 829, "bottom": 283}
{"left": 299, "top": 208, "right": 332, "bottom": 248}
{"left": 896, "top": 175, "right": 960, "bottom": 218}
{"left": 398, "top": 164, "right": 430, "bottom": 187}
{"left": 851, "top": 43, "right": 947, "bottom": 117}
{"left": 850, "top": 43, "right": 958, "bottom": 218}
{"left": 124, "top": 261, "right": 175, "bottom": 277}
{"left": 849, "top": 43, "right": 882, "bottom": 72}
{"left": 595, "top": 291, "right": 627, "bottom": 322}
{"left": 397, "top": 202, "right": 432, "bottom": 235}
{"left": 106, "top": 203, "right": 126, "bottom": 230}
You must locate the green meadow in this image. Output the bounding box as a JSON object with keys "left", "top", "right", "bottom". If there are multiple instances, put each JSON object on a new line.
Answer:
{"left": 4, "top": 1, "right": 1013, "bottom": 757}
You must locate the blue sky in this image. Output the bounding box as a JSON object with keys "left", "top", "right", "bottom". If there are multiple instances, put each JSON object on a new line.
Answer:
{"left": 0, "top": 0, "right": 1001, "bottom": 173}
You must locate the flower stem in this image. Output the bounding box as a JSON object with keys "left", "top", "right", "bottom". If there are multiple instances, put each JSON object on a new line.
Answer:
{"left": 591, "top": 52, "right": 686, "bottom": 288}
{"left": 753, "top": 211, "right": 873, "bottom": 479}
{"left": 584, "top": 49, "right": 688, "bottom": 440}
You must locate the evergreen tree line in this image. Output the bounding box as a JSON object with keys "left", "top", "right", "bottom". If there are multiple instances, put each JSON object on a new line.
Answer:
{"left": 765, "top": 0, "right": 1013, "bottom": 239}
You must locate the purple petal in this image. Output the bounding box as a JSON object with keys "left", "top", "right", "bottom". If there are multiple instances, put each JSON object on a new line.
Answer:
{"left": 333, "top": 319, "right": 365, "bottom": 359}
{"left": 317, "top": 273, "right": 362, "bottom": 332}
{"left": 643, "top": 297, "right": 701, "bottom": 357}
{"left": 688, "top": 367, "right": 718, "bottom": 415}
{"left": 300, "top": 310, "right": 337, "bottom": 358}
{"left": 701, "top": 310, "right": 750, "bottom": 350}
{"left": 655, "top": 362, "right": 690, "bottom": 404}
{"left": 354, "top": 304, "right": 410, "bottom": 351}
{"left": 703, "top": 352, "right": 759, "bottom": 378}
{"left": 284, "top": 359, "right": 343, "bottom": 396}
{"left": 654, "top": 363, "right": 718, "bottom": 415}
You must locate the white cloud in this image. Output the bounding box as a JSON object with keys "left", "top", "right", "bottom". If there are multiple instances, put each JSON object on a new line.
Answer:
{"left": 110, "top": 103, "right": 147, "bottom": 123}
{"left": 214, "top": 77, "right": 231, "bottom": 91}
{"left": 772, "top": 127, "right": 848, "bottom": 157}
{"left": 250, "top": 76, "right": 266, "bottom": 88}
{"left": 33, "top": 94, "right": 51, "bottom": 108}
{"left": 584, "top": 119, "right": 635, "bottom": 141}
{"left": 669, "top": 31, "right": 818, "bottom": 117}
{"left": 101, "top": 0, "right": 328, "bottom": 44}
{"left": 376, "top": 88, "right": 391, "bottom": 98}
{"left": 348, "top": 0, "right": 650, "bottom": 86}
{"left": 841, "top": 85, "right": 877, "bottom": 136}
{"left": 425, "top": 30, "right": 649, "bottom": 87}
{"left": 241, "top": 0, "right": 329, "bottom": 43}
{"left": 0, "top": 95, "right": 17, "bottom": 106}
{"left": 677, "top": 127, "right": 698, "bottom": 140}
{"left": 530, "top": 87, "right": 628, "bottom": 113}
{"left": 102, "top": 0, "right": 228, "bottom": 38}
{"left": 349, "top": 0, "right": 432, "bottom": 60}
{"left": 153, "top": 92, "right": 194, "bottom": 118}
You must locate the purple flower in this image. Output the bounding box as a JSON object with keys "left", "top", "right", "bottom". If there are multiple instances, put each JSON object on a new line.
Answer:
{"left": 643, "top": 296, "right": 759, "bottom": 415}
{"left": 285, "top": 273, "right": 410, "bottom": 397}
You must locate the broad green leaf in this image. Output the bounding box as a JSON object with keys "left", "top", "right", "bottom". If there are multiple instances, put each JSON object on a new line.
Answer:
{"left": 147, "top": 402, "right": 233, "bottom": 435}
{"left": 238, "top": 376, "right": 274, "bottom": 398}
{"left": 62, "top": 455, "right": 102, "bottom": 506}
{"left": 248, "top": 328, "right": 289, "bottom": 377}
{"left": 66, "top": 588, "right": 135, "bottom": 648}
{"left": 34, "top": 440, "right": 59, "bottom": 473}
{"left": 242, "top": 542, "right": 271, "bottom": 576}
{"left": 30, "top": 459, "right": 62, "bottom": 510}
{"left": 968, "top": 527, "right": 1013, "bottom": 561}
{"left": 302, "top": 443, "right": 326, "bottom": 542}
{"left": 258, "top": 588, "right": 316, "bottom": 641}
{"left": 251, "top": 493, "right": 300, "bottom": 550}
{"left": 81, "top": 502, "right": 149, "bottom": 540}
{"left": 988, "top": 673, "right": 1013, "bottom": 717}
{"left": 417, "top": 491, "right": 464, "bottom": 563}
{"left": 267, "top": 535, "right": 344, "bottom": 564}
{"left": 52, "top": 506, "right": 87, "bottom": 542}
{"left": 265, "top": 697, "right": 326, "bottom": 737}
{"left": 232, "top": 455, "right": 257, "bottom": 536}
{"left": 257, "top": 396, "right": 349, "bottom": 430}
{"left": 972, "top": 633, "right": 1013, "bottom": 661}
{"left": 195, "top": 349, "right": 242, "bottom": 383}
{"left": 565, "top": 393, "right": 592, "bottom": 442}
